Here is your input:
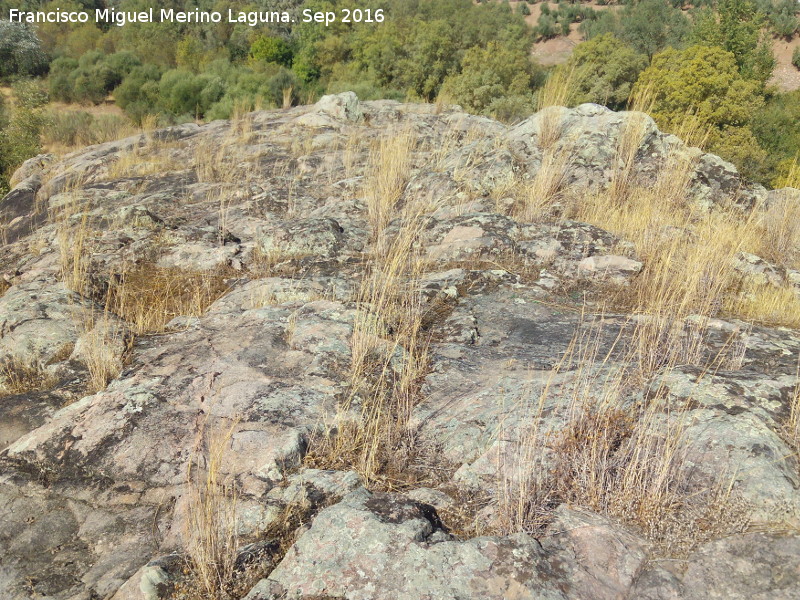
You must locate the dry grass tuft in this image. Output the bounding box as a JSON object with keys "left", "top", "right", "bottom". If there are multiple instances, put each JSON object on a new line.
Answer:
{"left": 364, "top": 127, "right": 416, "bottom": 241}
{"left": 535, "top": 67, "right": 576, "bottom": 149}
{"left": 513, "top": 143, "right": 575, "bottom": 222}
{"left": 305, "top": 137, "right": 436, "bottom": 487}
{"left": 752, "top": 191, "right": 800, "bottom": 269}
{"left": 305, "top": 216, "right": 431, "bottom": 487}
{"left": 786, "top": 361, "right": 800, "bottom": 458}
{"left": 0, "top": 358, "right": 59, "bottom": 396}
{"left": 183, "top": 420, "right": 240, "bottom": 600}
{"left": 568, "top": 121, "right": 800, "bottom": 328}
{"left": 495, "top": 317, "right": 751, "bottom": 555}
{"left": 726, "top": 280, "right": 800, "bottom": 328}
{"left": 104, "top": 264, "right": 232, "bottom": 334}
{"left": 79, "top": 313, "right": 130, "bottom": 393}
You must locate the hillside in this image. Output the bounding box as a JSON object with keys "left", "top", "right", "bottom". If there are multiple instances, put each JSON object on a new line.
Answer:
{"left": 0, "top": 93, "right": 799, "bottom": 599}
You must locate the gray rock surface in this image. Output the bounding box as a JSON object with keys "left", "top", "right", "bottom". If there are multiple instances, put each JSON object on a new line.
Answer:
{"left": 0, "top": 93, "right": 798, "bottom": 599}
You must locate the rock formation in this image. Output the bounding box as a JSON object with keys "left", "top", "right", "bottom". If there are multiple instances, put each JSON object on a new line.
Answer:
{"left": 1, "top": 93, "right": 799, "bottom": 599}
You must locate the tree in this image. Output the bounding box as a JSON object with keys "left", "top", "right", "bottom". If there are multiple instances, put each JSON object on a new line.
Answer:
{"left": 249, "top": 36, "right": 293, "bottom": 67}
{"left": 635, "top": 45, "right": 763, "bottom": 130}
{"left": 618, "top": 0, "right": 690, "bottom": 59}
{"left": 690, "top": 0, "right": 775, "bottom": 84}
{"left": 440, "top": 41, "right": 543, "bottom": 121}
{"left": 114, "top": 64, "right": 163, "bottom": 122}
{"left": 560, "top": 33, "right": 647, "bottom": 110}
{"left": 0, "top": 21, "right": 49, "bottom": 79}
{"left": 634, "top": 44, "right": 766, "bottom": 179}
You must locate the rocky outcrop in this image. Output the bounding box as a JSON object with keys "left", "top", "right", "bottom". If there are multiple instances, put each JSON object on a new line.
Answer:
{"left": 0, "top": 93, "right": 798, "bottom": 599}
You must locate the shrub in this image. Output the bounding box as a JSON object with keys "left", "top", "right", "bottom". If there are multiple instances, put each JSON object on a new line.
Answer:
{"left": 158, "top": 70, "right": 224, "bottom": 118}
{"left": 794, "top": 47, "right": 800, "bottom": 71}
{"left": 0, "top": 80, "right": 48, "bottom": 192}
{"left": 439, "top": 41, "right": 543, "bottom": 121}
{"left": 249, "top": 36, "right": 293, "bottom": 67}
{"left": 0, "top": 21, "right": 49, "bottom": 79}
{"left": 114, "top": 64, "right": 163, "bottom": 123}
{"left": 561, "top": 33, "right": 648, "bottom": 110}
{"left": 48, "top": 51, "right": 142, "bottom": 105}
{"left": 634, "top": 45, "right": 764, "bottom": 131}
{"left": 690, "top": 0, "right": 775, "bottom": 84}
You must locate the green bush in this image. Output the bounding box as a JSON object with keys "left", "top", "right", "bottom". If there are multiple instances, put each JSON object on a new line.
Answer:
{"left": 250, "top": 36, "right": 293, "bottom": 67}
{"left": 561, "top": 33, "right": 648, "bottom": 110}
{"left": 158, "top": 69, "right": 225, "bottom": 118}
{"left": 0, "top": 21, "right": 49, "bottom": 79}
{"left": 635, "top": 44, "right": 768, "bottom": 180}
{"left": 580, "top": 0, "right": 689, "bottom": 58}
{"left": 751, "top": 90, "right": 800, "bottom": 184}
{"left": 440, "top": 41, "right": 544, "bottom": 121}
{"left": 793, "top": 47, "right": 800, "bottom": 70}
{"left": 690, "top": 0, "right": 775, "bottom": 84}
{"left": 114, "top": 64, "right": 163, "bottom": 123}
{"left": 535, "top": 15, "right": 559, "bottom": 40}
{"left": 635, "top": 45, "right": 764, "bottom": 131}
{"left": 48, "top": 51, "right": 142, "bottom": 105}
{"left": 0, "top": 80, "right": 48, "bottom": 192}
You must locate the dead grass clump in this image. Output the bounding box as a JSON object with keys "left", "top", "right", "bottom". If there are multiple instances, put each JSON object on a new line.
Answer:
{"left": 0, "top": 358, "right": 59, "bottom": 396}
{"left": 42, "top": 110, "right": 138, "bottom": 155}
{"left": 495, "top": 317, "right": 750, "bottom": 556}
{"left": 363, "top": 127, "right": 416, "bottom": 240}
{"left": 785, "top": 362, "right": 800, "bottom": 460}
{"left": 725, "top": 280, "right": 800, "bottom": 329}
{"left": 753, "top": 191, "right": 800, "bottom": 269}
{"left": 183, "top": 420, "right": 240, "bottom": 600}
{"left": 535, "top": 67, "right": 577, "bottom": 150}
{"left": 105, "top": 265, "right": 232, "bottom": 334}
{"left": 305, "top": 199, "right": 433, "bottom": 489}
{"left": 79, "top": 315, "right": 130, "bottom": 393}
{"left": 513, "top": 144, "right": 575, "bottom": 222}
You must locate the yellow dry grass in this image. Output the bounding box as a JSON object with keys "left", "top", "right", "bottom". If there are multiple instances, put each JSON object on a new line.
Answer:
{"left": 306, "top": 131, "right": 433, "bottom": 487}
{"left": 184, "top": 419, "right": 240, "bottom": 600}
{"left": 496, "top": 315, "right": 750, "bottom": 555}
{"left": 0, "top": 357, "right": 59, "bottom": 396}
{"left": 364, "top": 127, "right": 416, "bottom": 241}
{"left": 104, "top": 265, "right": 232, "bottom": 335}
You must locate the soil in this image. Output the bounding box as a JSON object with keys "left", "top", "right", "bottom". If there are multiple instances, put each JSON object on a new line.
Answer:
{"left": 769, "top": 36, "right": 800, "bottom": 92}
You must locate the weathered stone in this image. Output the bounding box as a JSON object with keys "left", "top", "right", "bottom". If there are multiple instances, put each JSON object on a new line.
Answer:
{"left": 0, "top": 93, "right": 798, "bottom": 600}
{"left": 245, "top": 489, "right": 570, "bottom": 600}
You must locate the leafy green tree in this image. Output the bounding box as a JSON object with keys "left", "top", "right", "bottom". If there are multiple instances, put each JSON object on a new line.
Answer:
{"left": 0, "top": 21, "right": 49, "bottom": 78}
{"left": 176, "top": 37, "right": 205, "bottom": 73}
{"left": 48, "top": 51, "right": 141, "bottom": 104}
{"left": 535, "top": 15, "right": 559, "bottom": 40}
{"left": 690, "top": 0, "right": 775, "bottom": 84}
{"left": 634, "top": 44, "right": 766, "bottom": 179}
{"left": 618, "top": 0, "right": 690, "bottom": 59}
{"left": 158, "top": 69, "right": 225, "bottom": 117}
{"left": 250, "top": 36, "right": 293, "bottom": 67}
{"left": 114, "top": 64, "right": 163, "bottom": 122}
{"left": 561, "top": 33, "right": 647, "bottom": 110}
{"left": 0, "top": 80, "right": 47, "bottom": 192}
{"left": 751, "top": 90, "right": 800, "bottom": 182}
{"left": 440, "top": 41, "right": 543, "bottom": 121}
{"left": 580, "top": 0, "right": 688, "bottom": 58}
{"left": 398, "top": 19, "right": 460, "bottom": 99}
{"left": 635, "top": 45, "right": 763, "bottom": 130}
